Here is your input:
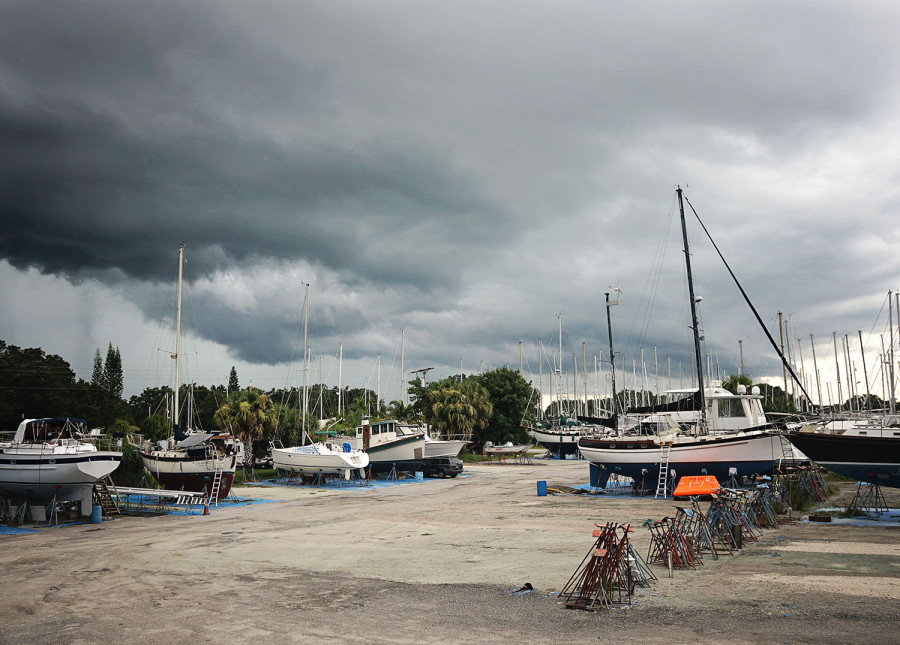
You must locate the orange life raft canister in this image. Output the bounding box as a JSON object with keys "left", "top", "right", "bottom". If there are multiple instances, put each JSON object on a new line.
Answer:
{"left": 672, "top": 475, "right": 722, "bottom": 497}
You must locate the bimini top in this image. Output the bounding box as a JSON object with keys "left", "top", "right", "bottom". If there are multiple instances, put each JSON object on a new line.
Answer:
{"left": 12, "top": 417, "right": 89, "bottom": 444}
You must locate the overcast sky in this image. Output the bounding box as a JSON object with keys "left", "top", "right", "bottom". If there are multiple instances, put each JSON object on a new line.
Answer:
{"left": 3, "top": 1, "right": 900, "bottom": 407}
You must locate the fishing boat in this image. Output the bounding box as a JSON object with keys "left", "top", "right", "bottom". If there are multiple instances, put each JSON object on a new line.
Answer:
{"left": 0, "top": 417, "right": 122, "bottom": 507}
{"left": 345, "top": 419, "right": 426, "bottom": 474}
{"left": 272, "top": 441, "right": 369, "bottom": 480}
{"left": 578, "top": 188, "right": 800, "bottom": 492}
{"left": 785, "top": 416, "right": 900, "bottom": 488}
{"left": 396, "top": 422, "right": 468, "bottom": 458}
{"left": 137, "top": 244, "right": 240, "bottom": 500}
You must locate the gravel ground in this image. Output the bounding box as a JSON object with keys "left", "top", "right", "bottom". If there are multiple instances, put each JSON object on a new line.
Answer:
{"left": 1, "top": 460, "right": 898, "bottom": 644}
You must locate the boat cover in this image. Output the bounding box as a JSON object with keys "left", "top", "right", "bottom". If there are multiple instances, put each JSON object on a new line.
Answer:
{"left": 176, "top": 433, "right": 216, "bottom": 448}
{"left": 626, "top": 389, "right": 703, "bottom": 415}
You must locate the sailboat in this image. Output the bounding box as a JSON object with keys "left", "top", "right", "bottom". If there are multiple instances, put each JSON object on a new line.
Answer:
{"left": 578, "top": 188, "right": 792, "bottom": 492}
{"left": 138, "top": 244, "right": 241, "bottom": 500}
{"left": 271, "top": 283, "right": 371, "bottom": 480}
{"left": 0, "top": 417, "right": 122, "bottom": 509}
{"left": 785, "top": 416, "right": 900, "bottom": 488}
{"left": 523, "top": 314, "right": 608, "bottom": 455}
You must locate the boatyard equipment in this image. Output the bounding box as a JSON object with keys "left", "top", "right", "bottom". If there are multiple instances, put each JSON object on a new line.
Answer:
{"left": 847, "top": 477, "right": 889, "bottom": 517}
{"left": 559, "top": 522, "right": 655, "bottom": 611}
{"left": 673, "top": 475, "right": 721, "bottom": 498}
{"left": 705, "top": 490, "right": 761, "bottom": 547}
{"left": 680, "top": 500, "right": 734, "bottom": 559}
{"left": 645, "top": 516, "right": 701, "bottom": 570}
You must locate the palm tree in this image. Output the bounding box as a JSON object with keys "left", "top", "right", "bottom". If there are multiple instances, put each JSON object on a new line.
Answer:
{"left": 214, "top": 389, "right": 277, "bottom": 466}
{"left": 427, "top": 382, "right": 492, "bottom": 440}
{"left": 385, "top": 399, "right": 422, "bottom": 423}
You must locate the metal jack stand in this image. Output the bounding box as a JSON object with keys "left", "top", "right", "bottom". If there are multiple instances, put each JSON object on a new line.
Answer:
{"left": 848, "top": 477, "right": 889, "bottom": 517}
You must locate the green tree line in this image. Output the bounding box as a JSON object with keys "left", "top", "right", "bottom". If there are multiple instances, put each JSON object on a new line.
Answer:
{"left": 0, "top": 340, "right": 543, "bottom": 456}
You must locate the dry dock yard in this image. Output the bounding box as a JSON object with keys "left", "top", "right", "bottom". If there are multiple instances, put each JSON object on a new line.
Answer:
{"left": 2, "top": 460, "right": 899, "bottom": 644}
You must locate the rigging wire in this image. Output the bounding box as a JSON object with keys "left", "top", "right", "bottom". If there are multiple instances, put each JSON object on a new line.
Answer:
{"left": 682, "top": 194, "right": 812, "bottom": 402}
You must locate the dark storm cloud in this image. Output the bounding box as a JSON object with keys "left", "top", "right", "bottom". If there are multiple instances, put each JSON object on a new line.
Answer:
{"left": 3, "top": 0, "right": 900, "bottom": 389}
{"left": 0, "top": 0, "right": 508, "bottom": 291}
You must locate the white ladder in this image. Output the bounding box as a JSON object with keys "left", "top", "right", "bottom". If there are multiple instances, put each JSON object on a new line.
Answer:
{"left": 655, "top": 442, "right": 672, "bottom": 499}
{"left": 208, "top": 462, "right": 224, "bottom": 507}
{"left": 777, "top": 433, "right": 795, "bottom": 473}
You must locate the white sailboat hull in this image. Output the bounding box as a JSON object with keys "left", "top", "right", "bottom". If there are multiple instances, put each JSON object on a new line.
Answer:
{"left": 0, "top": 446, "right": 122, "bottom": 502}
{"left": 273, "top": 443, "right": 369, "bottom": 477}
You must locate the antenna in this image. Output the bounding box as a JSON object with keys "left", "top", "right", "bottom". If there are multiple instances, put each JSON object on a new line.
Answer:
{"left": 411, "top": 366, "right": 434, "bottom": 386}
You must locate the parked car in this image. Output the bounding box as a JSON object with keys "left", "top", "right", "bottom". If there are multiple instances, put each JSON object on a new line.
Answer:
{"left": 421, "top": 456, "right": 463, "bottom": 478}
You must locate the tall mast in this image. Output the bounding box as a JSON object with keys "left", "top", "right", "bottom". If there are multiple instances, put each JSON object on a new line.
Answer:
{"left": 842, "top": 334, "right": 853, "bottom": 412}
{"left": 301, "top": 282, "right": 309, "bottom": 444}
{"left": 833, "top": 332, "right": 843, "bottom": 413}
{"left": 582, "top": 341, "right": 588, "bottom": 416}
{"left": 653, "top": 345, "right": 659, "bottom": 400}
{"left": 559, "top": 313, "right": 564, "bottom": 413}
{"left": 338, "top": 342, "right": 343, "bottom": 418}
{"left": 605, "top": 291, "right": 618, "bottom": 424}
{"left": 538, "top": 339, "right": 544, "bottom": 416}
{"left": 677, "top": 186, "right": 706, "bottom": 431}
{"left": 796, "top": 336, "right": 806, "bottom": 412}
{"left": 572, "top": 352, "right": 577, "bottom": 416}
{"left": 400, "top": 329, "right": 406, "bottom": 405}
{"left": 172, "top": 243, "right": 184, "bottom": 430}
{"left": 318, "top": 356, "right": 323, "bottom": 421}
{"left": 810, "top": 333, "right": 823, "bottom": 414}
{"left": 858, "top": 330, "right": 871, "bottom": 411}
{"left": 892, "top": 291, "right": 897, "bottom": 414}
{"left": 778, "top": 312, "right": 788, "bottom": 398}
{"left": 556, "top": 313, "right": 563, "bottom": 414}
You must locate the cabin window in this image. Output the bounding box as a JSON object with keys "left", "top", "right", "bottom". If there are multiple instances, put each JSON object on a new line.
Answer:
{"left": 858, "top": 431, "right": 867, "bottom": 435}
{"left": 718, "top": 399, "right": 744, "bottom": 418}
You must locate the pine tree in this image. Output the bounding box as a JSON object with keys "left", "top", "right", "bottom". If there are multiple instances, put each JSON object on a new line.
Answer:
{"left": 228, "top": 366, "right": 239, "bottom": 393}
{"left": 91, "top": 348, "right": 104, "bottom": 387}
{"left": 103, "top": 343, "right": 124, "bottom": 399}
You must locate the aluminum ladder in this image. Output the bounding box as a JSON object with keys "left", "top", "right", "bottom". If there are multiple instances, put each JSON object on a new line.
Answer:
{"left": 208, "top": 462, "right": 224, "bottom": 507}
{"left": 655, "top": 442, "right": 672, "bottom": 499}
{"left": 776, "top": 433, "right": 796, "bottom": 473}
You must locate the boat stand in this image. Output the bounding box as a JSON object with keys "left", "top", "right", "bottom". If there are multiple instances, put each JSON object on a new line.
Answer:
{"left": 0, "top": 498, "right": 35, "bottom": 527}
{"left": 847, "top": 478, "right": 889, "bottom": 517}
{"left": 559, "top": 522, "right": 655, "bottom": 610}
